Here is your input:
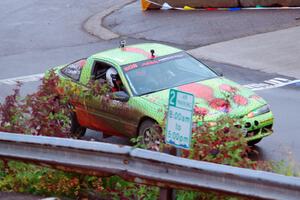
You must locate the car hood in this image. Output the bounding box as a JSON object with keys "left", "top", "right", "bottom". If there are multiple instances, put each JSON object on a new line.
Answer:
{"left": 141, "top": 77, "right": 267, "bottom": 120}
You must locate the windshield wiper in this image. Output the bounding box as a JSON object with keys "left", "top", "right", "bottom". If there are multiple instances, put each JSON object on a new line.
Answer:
{"left": 140, "top": 90, "right": 157, "bottom": 96}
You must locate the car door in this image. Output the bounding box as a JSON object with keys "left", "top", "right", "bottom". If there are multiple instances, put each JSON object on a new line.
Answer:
{"left": 60, "top": 59, "right": 91, "bottom": 128}
{"left": 83, "top": 59, "right": 140, "bottom": 137}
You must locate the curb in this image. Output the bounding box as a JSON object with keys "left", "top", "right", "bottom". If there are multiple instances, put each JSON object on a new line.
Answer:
{"left": 83, "top": 0, "right": 136, "bottom": 40}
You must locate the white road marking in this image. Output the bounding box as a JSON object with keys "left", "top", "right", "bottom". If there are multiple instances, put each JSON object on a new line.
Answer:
{"left": 273, "top": 77, "right": 290, "bottom": 82}
{"left": 243, "top": 83, "right": 270, "bottom": 89}
{"left": 250, "top": 80, "right": 300, "bottom": 91}
{"left": 264, "top": 79, "right": 286, "bottom": 85}
{"left": 0, "top": 74, "right": 299, "bottom": 91}
{"left": 243, "top": 78, "right": 300, "bottom": 91}
{"left": 0, "top": 73, "right": 44, "bottom": 85}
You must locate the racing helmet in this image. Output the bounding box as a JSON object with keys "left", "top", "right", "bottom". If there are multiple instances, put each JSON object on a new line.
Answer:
{"left": 106, "top": 67, "right": 118, "bottom": 87}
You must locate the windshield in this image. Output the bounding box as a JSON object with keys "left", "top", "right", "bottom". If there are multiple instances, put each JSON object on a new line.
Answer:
{"left": 122, "top": 52, "right": 218, "bottom": 96}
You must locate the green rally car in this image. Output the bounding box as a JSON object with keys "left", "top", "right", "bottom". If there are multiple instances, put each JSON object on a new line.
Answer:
{"left": 51, "top": 43, "right": 273, "bottom": 146}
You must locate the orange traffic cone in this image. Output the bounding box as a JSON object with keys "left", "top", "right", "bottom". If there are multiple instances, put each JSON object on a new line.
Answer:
{"left": 141, "top": 0, "right": 151, "bottom": 11}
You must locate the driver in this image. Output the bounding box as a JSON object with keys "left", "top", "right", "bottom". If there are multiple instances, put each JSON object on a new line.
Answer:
{"left": 106, "top": 67, "right": 123, "bottom": 92}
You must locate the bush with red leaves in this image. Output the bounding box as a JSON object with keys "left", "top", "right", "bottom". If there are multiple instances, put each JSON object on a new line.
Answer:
{"left": 0, "top": 71, "right": 71, "bottom": 137}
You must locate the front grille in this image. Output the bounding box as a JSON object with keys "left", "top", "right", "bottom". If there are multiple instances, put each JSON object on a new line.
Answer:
{"left": 246, "top": 124, "right": 273, "bottom": 137}
{"left": 246, "top": 129, "right": 260, "bottom": 137}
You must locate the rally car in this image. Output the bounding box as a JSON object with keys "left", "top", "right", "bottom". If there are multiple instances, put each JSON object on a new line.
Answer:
{"left": 50, "top": 43, "right": 273, "bottom": 146}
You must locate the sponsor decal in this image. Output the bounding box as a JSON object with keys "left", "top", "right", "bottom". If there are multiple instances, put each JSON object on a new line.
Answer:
{"left": 124, "top": 63, "right": 138, "bottom": 72}
{"left": 141, "top": 60, "right": 159, "bottom": 67}
{"left": 123, "top": 54, "right": 184, "bottom": 72}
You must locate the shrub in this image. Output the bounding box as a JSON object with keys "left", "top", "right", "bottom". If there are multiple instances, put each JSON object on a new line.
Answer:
{"left": 0, "top": 160, "right": 159, "bottom": 199}
{"left": 0, "top": 71, "right": 71, "bottom": 137}
{"left": 0, "top": 84, "right": 25, "bottom": 133}
{"left": 0, "top": 72, "right": 159, "bottom": 199}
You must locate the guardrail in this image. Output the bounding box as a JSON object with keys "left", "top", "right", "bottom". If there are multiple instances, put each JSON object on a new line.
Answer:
{"left": 0, "top": 132, "right": 300, "bottom": 199}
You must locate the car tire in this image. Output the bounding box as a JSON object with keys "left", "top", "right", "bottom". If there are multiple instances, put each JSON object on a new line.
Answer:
{"left": 247, "top": 138, "right": 262, "bottom": 146}
{"left": 138, "top": 119, "right": 162, "bottom": 151}
{"left": 70, "top": 111, "right": 86, "bottom": 139}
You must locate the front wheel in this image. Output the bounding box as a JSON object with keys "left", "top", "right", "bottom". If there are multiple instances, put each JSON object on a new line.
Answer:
{"left": 70, "top": 111, "right": 86, "bottom": 139}
{"left": 138, "top": 119, "right": 163, "bottom": 151}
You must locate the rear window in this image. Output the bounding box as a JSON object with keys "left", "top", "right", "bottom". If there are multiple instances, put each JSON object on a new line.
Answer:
{"left": 61, "top": 59, "right": 86, "bottom": 81}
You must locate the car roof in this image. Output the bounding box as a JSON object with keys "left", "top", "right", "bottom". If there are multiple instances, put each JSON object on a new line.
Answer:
{"left": 90, "top": 43, "right": 182, "bottom": 66}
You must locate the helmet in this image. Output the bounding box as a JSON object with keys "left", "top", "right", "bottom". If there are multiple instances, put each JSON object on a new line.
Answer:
{"left": 106, "top": 67, "right": 118, "bottom": 87}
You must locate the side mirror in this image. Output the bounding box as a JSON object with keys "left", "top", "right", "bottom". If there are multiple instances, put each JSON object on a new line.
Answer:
{"left": 111, "top": 91, "right": 130, "bottom": 102}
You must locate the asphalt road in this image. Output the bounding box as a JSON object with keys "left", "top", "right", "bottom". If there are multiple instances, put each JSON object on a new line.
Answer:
{"left": 0, "top": 0, "right": 300, "bottom": 168}
{"left": 104, "top": 1, "right": 300, "bottom": 47}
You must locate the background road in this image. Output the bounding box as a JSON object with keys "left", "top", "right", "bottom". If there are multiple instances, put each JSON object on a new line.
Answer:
{"left": 104, "top": 1, "right": 300, "bottom": 46}
{"left": 0, "top": 0, "right": 300, "bottom": 168}
{"left": 0, "top": 0, "right": 149, "bottom": 81}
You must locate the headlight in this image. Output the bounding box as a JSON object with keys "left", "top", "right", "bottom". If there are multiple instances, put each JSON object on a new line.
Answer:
{"left": 247, "top": 105, "right": 270, "bottom": 118}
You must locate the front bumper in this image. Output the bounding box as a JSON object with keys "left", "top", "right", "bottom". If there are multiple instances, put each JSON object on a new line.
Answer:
{"left": 242, "top": 111, "right": 274, "bottom": 142}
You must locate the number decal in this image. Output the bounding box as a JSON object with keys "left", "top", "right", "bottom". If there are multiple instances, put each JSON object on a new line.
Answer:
{"left": 169, "top": 90, "right": 176, "bottom": 106}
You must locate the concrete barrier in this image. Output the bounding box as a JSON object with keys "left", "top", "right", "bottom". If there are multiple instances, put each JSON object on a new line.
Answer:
{"left": 141, "top": 0, "right": 300, "bottom": 10}
{"left": 240, "top": 0, "right": 300, "bottom": 7}
{"left": 155, "top": 0, "right": 238, "bottom": 8}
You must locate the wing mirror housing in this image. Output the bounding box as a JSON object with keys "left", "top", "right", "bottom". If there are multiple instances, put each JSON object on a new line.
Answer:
{"left": 111, "top": 91, "right": 130, "bottom": 102}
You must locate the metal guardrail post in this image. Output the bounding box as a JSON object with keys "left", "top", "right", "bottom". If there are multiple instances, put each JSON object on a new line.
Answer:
{"left": 159, "top": 188, "right": 172, "bottom": 200}
{"left": 159, "top": 146, "right": 177, "bottom": 200}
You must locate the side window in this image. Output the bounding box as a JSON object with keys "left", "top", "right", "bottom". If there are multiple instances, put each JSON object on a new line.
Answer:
{"left": 92, "top": 61, "right": 111, "bottom": 81}
{"left": 92, "top": 61, "right": 125, "bottom": 93}
{"left": 61, "top": 59, "right": 86, "bottom": 81}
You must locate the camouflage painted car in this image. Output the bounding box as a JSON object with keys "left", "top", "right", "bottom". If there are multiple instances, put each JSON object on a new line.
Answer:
{"left": 50, "top": 43, "right": 273, "bottom": 145}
